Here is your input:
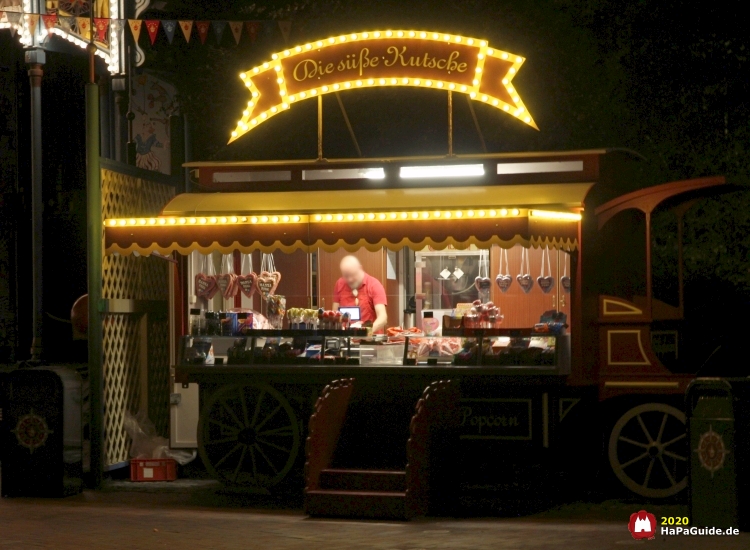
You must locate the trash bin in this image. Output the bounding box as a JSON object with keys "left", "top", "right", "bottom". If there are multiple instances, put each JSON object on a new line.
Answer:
{"left": 1, "top": 366, "right": 83, "bottom": 497}
{"left": 727, "top": 377, "right": 750, "bottom": 531}
{"left": 686, "top": 378, "right": 738, "bottom": 529}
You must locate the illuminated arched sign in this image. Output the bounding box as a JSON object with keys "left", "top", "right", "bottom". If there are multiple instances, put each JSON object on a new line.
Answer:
{"left": 230, "top": 30, "right": 537, "bottom": 143}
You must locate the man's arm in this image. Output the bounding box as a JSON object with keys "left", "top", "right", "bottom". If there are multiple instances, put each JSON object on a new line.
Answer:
{"left": 332, "top": 302, "right": 340, "bottom": 311}
{"left": 372, "top": 303, "right": 388, "bottom": 333}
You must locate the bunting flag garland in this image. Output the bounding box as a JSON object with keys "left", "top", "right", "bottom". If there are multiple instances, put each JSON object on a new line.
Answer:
{"left": 145, "top": 19, "right": 160, "bottom": 45}
{"left": 263, "top": 20, "right": 276, "bottom": 38}
{"left": 178, "top": 20, "right": 193, "bottom": 42}
{"left": 1, "top": 12, "right": 292, "bottom": 52}
{"left": 94, "top": 18, "right": 109, "bottom": 42}
{"left": 41, "top": 13, "right": 57, "bottom": 31}
{"left": 111, "top": 18, "right": 124, "bottom": 38}
{"left": 245, "top": 21, "right": 259, "bottom": 42}
{"left": 228, "top": 20, "right": 242, "bottom": 45}
{"left": 212, "top": 20, "right": 226, "bottom": 44}
{"left": 28, "top": 13, "right": 39, "bottom": 35}
{"left": 162, "top": 19, "right": 176, "bottom": 44}
{"left": 76, "top": 17, "right": 91, "bottom": 40}
{"left": 128, "top": 18, "right": 142, "bottom": 43}
{"left": 195, "top": 20, "right": 209, "bottom": 44}
{"left": 59, "top": 15, "right": 74, "bottom": 32}
{"left": 278, "top": 20, "right": 291, "bottom": 43}
{"left": 6, "top": 11, "right": 21, "bottom": 24}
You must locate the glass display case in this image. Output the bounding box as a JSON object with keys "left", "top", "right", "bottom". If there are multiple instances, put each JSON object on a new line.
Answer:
{"left": 179, "top": 329, "right": 368, "bottom": 366}
{"left": 178, "top": 328, "right": 569, "bottom": 371}
{"left": 415, "top": 248, "right": 488, "bottom": 318}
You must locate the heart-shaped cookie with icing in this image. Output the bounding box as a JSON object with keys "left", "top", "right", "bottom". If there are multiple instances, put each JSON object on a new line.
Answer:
{"left": 217, "top": 273, "right": 237, "bottom": 299}
{"left": 560, "top": 275, "right": 572, "bottom": 293}
{"left": 195, "top": 273, "right": 218, "bottom": 299}
{"left": 474, "top": 276, "right": 492, "bottom": 292}
{"left": 537, "top": 275, "right": 555, "bottom": 294}
{"left": 495, "top": 274, "right": 513, "bottom": 293}
{"left": 257, "top": 271, "right": 281, "bottom": 297}
{"left": 236, "top": 272, "right": 258, "bottom": 299}
{"left": 517, "top": 274, "right": 533, "bottom": 294}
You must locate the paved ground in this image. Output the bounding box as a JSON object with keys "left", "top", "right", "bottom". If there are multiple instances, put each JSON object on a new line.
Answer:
{"left": 0, "top": 481, "right": 746, "bottom": 549}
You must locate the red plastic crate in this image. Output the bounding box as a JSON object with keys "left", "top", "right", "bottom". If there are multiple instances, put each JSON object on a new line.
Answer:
{"left": 130, "top": 458, "right": 177, "bottom": 482}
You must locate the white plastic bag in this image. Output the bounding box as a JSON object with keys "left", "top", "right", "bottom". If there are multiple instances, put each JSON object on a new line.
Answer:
{"left": 123, "top": 410, "right": 195, "bottom": 465}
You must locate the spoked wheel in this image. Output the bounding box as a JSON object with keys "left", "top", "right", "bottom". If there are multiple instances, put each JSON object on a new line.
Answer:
{"left": 198, "top": 383, "right": 300, "bottom": 488}
{"left": 608, "top": 403, "right": 688, "bottom": 499}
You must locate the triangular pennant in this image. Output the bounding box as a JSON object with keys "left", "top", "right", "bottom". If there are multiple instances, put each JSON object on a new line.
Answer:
{"left": 42, "top": 13, "right": 58, "bottom": 31}
{"left": 212, "top": 20, "right": 226, "bottom": 44}
{"left": 128, "top": 19, "right": 142, "bottom": 43}
{"left": 145, "top": 19, "right": 160, "bottom": 45}
{"left": 178, "top": 20, "right": 192, "bottom": 42}
{"left": 76, "top": 17, "right": 91, "bottom": 40}
{"left": 28, "top": 14, "right": 39, "bottom": 35}
{"left": 162, "top": 19, "right": 176, "bottom": 44}
{"left": 110, "top": 18, "right": 124, "bottom": 38}
{"left": 6, "top": 11, "right": 21, "bottom": 24}
{"left": 245, "top": 21, "right": 259, "bottom": 42}
{"left": 262, "top": 20, "right": 276, "bottom": 38}
{"left": 278, "top": 20, "right": 291, "bottom": 43}
{"left": 195, "top": 21, "right": 210, "bottom": 44}
{"left": 93, "top": 18, "right": 109, "bottom": 42}
{"left": 59, "top": 16, "right": 75, "bottom": 32}
{"left": 228, "top": 21, "right": 242, "bottom": 45}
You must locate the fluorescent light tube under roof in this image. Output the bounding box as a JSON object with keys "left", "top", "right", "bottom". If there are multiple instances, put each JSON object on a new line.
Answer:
{"left": 400, "top": 164, "right": 485, "bottom": 179}
{"left": 213, "top": 171, "right": 291, "bottom": 183}
{"left": 303, "top": 168, "right": 385, "bottom": 180}
{"left": 496, "top": 161, "right": 583, "bottom": 174}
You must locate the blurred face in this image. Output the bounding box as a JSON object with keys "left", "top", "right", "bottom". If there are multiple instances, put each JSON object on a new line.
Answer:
{"left": 340, "top": 256, "right": 364, "bottom": 289}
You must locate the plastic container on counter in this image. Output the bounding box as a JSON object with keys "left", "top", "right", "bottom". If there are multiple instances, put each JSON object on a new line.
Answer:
{"left": 219, "top": 311, "right": 238, "bottom": 336}
{"left": 189, "top": 308, "right": 204, "bottom": 336}
{"left": 204, "top": 312, "right": 220, "bottom": 336}
{"left": 235, "top": 312, "right": 253, "bottom": 335}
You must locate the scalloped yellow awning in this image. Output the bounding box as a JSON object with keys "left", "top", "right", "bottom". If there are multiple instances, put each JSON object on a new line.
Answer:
{"left": 104, "top": 183, "right": 591, "bottom": 255}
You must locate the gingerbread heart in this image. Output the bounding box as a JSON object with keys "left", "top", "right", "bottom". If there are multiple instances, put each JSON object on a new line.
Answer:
{"left": 257, "top": 271, "right": 281, "bottom": 297}
{"left": 217, "top": 273, "right": 237, "bottom": 299}
{"left": 474, "top": 276, "right": 492, "bottom": 292}
{"left": 195, "top": 273, "right": 218, "bottom": 299}
{"left": 537, "top": 275, "right": 555, "bottom": 294}
{"left": 560, "top": 275, "right": 572, "bottom": 294}
{"left": 495, "top": 274, "right": 513, "bottom": 293}
{"left": 517, "top": 274, "right": 533, "bottom": 294}
{"left": 236, "top": 272, "right": 258, "bottom": 299}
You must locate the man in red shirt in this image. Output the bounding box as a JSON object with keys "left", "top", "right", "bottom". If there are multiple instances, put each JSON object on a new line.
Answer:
{"left": 333, "top": 255, "right": 388, "bottom": 333}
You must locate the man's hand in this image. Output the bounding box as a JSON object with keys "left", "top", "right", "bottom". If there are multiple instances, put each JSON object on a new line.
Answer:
{"left": 372, "top": 303, "right": 388, "bottom": 333}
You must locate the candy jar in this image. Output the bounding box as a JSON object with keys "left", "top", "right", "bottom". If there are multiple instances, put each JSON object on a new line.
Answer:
{"left": 267, "top": 295, "right": 286, "bottom": 329}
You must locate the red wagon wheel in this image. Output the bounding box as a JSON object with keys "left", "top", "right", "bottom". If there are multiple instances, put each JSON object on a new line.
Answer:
{"left": 198, "top": 383, "right": 300, "bottom": 488}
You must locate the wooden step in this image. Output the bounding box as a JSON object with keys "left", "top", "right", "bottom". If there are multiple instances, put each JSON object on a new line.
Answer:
{"left": 319, "top": 469, "right": 406, "bottom": 492}
{"left": 305, "top": 490, "right": 407, "bottom": 519}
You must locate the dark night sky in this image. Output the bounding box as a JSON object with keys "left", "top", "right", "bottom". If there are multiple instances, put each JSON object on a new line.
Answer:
{"left": 2, "top": 0, "right": 749, "bottom": 361}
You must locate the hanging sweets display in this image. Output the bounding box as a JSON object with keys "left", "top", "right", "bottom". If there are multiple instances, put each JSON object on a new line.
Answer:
{"left": 537, "top": 247, "right": 555, "bottom": 294}
{"left": 216, "top": 254, "right": 238, "bottom": 300}
{"left": 495, "top": 248, "right": 513, "bottom": 293}
{"left": 560, "top": 254, "right": 572, "bottom": 293}
{"left": 236, "top": 253, "right": 258, "bottom": 299}
{"left": 195, "top": 254, "right": 218, "bottom": 299}
{"left": 257, "top": 253, "right": 282, "bottom": 297}
{"left": 516, "top": 247, "right": 534, "bottom": 294}
{"left": 473, "top": 250, "right": 492, "bottom": 300}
